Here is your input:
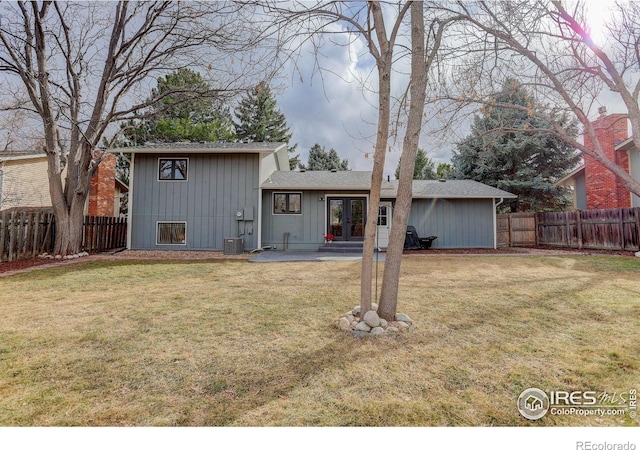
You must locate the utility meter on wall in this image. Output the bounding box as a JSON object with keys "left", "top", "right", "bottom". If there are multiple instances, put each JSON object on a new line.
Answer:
{"left": 235, "top": 210, "right": 244, "bottom": 220}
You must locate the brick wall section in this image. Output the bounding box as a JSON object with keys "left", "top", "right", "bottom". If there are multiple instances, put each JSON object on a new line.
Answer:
{"left": 583, "top": 113, "right": 631, "bottom": 210}
{"left": 88, "top": 153, "right": 116, "bottom": 216}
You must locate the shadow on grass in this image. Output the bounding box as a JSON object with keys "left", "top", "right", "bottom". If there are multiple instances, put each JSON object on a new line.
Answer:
{"left": 4, "top": 258, "right": 246, "bottom": 282}
{"left": 189, "top": 333, "right": 368, "bottom": 426}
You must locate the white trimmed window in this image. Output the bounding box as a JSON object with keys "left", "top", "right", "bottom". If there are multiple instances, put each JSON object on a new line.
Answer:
{"left": 158, "top": 158, "right": 188, "bottom": 181}
{"left": 273, "top": 192, "right": 302, "bottom": 214}
{"left": 157, "top": 221, "right": 186, "bottom": 245}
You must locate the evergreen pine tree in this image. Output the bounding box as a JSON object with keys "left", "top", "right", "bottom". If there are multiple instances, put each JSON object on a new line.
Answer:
{"left": 301, "top": 143, "right": 349, "bottom": 170}
{"left": 234, "top": 81, "right": 299, "bottom": 169}
{"left": 451, "top": 78, "right": 580, "bottom": 212}
{"left": 394, "top": 148, "right": 436, "bottom": 180}
{"left": 122, "top": 68, "right": 235, "bottom": 144}
{"left": 436, "top": 162, "right": 453, "bottom": 179}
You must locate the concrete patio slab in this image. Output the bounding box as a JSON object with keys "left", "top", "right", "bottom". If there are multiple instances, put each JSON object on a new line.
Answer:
{"left": 249, "top": 251, "right": 385, "bottom": 263}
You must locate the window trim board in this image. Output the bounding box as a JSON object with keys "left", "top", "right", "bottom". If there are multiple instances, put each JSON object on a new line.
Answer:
{"left": 156, "top": 221, "right": 187, "bottom": 246}
{"left": 157, "top": 157, "right": 189, "bottom": 181}
{"left": 272, "top": 192, "right": 302, "bottom": 215}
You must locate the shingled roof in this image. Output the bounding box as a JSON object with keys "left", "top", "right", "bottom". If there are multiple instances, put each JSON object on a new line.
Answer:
{"left": 262, "top": 171, "right": 516, "bottom": 199}
{"left": 263, "top": 170, "right": 374, "bottom": 190}
{"left": 390, "top": 179, "right": 517, "bottom": 199}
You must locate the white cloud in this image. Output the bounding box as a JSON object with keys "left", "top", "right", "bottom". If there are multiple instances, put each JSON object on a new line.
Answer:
{"left": 276, "top": 12, "right": 457, "bottom": 177}
{"left": 278, "top": 23, "right": 381, "bottom": 172}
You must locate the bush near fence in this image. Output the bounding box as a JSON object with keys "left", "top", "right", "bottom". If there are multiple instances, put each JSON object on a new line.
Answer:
{"left": 498, "top": 207, "right": 640, "bottom": 251}
{"left": 1, "top": 207, "right": 127, "bottom": 262}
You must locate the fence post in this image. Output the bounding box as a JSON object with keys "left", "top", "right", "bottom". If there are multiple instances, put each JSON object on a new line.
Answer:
{"left": 8, "top": 210, "right": 16, "bottom": 262}
{"left": 41, "top": 212, "right": 54, "bottom": 255}
{"left": 17, "top": 211, "right": 25, "bottom": 260}
{"left": 107, "top": 217, "right": 113, "bottom": 250}
{"left": 23, "top": 211, "right": 30, "bottom": 258}
{"left": 0, "top": 210, "right": 6, "bottom": 262}
{"left": 576, "top": 211, "right": 583, "bottom": 249}
{"left": 635, "top": 207, "right": 640, "bottom": 251}
{"left": 31, "top": 211, "right": 40, "bottom": 258}
{"left": 618, "top": 208, "right": 625, "bottom": 250}
{"left": 563, "top": 211, "right": 569, "bottom": 247}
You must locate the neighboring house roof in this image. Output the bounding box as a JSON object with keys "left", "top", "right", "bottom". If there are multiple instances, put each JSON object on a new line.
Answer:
{"left": 0, "top": 152, "right": 46, "bottom": 162}
{"left": 115, "top": 178, "right": 129, "bottom": 193}
{"left": 108, "top": 142, "right": 287, "bottom": 154}
{"left": 555, "top": 165, "right": 585, "bottom": 186}
{"left": 615, "top": 137, "right": 635, "bottom": 152}
{"left": 262, "top": 171, "right": 517, "bottom": 199}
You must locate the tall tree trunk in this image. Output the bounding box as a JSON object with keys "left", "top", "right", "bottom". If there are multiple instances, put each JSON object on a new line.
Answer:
{"left": 52, "top": 192, "right": 88, "bottom": 256}
{"left": 360, "top": 2, "right": 393, "bottom": 316}
{"left": 378, "top": 2, "right": 427, "bottom": 321}
{"left": 47, "top": 141, "right": 92, "bottom": 256}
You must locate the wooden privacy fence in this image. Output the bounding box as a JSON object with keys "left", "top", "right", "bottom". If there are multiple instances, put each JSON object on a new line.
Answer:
{"left": 1, "top": 207, "right": 127, "bottom": 262}
{"left": 82, "top": 215, "right": 127, "bottom": 254}
{"left": 498, "top": 207, "right": 640, "bottom": 251}
{"left": 0, "top": 208, "right": 55, "bottom": 262}
{"left": 537, "top": 207, "right": 640, "bottom": 251}
{"left": 496, "top": 213, "right": 537, "bottom": 247}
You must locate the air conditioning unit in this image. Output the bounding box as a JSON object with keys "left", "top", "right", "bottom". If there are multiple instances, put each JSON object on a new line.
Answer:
{"left": 223, "top": 237, "right": 243, "bottom": 255}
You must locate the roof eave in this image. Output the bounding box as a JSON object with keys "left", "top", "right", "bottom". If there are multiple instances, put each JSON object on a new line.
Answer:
{"left": 106, "top": 143, "right": 287, "bottom": 155}
{"left": 615, "top": 137, "right": 635, "bottom": 152}
{"left": 0, "top": 153, "right": 47, "bottom": 162}
{"left": 262, "top": 184, "right": 371, "bottom": 190}
{"left": 411, "top": 194, "right": 518, "bottom": 199}
{"left": 555, "top": 164, "right": 585, "bottom": 186}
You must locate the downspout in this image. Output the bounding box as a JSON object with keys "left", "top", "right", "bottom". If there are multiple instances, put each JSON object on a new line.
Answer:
{"left": 126, "top": 153, "right": 135, "bottom": 249}
{"left": 0, "top": 160, "right": 5, "bottom": 209}
{"left": 493, "top": 197, "right": 504, "bottom": 249}
{"left": 257, "top": 153, "right": 265, "bottom": 250}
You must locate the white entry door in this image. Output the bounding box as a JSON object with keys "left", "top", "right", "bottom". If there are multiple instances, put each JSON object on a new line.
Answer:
{"left": 376, "top": 202, "right": 393, "bottom": 250}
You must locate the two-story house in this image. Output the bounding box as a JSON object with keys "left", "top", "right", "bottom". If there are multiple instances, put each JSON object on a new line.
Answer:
{"left": 113, "top": 142, "right": 516, "bottom": 252}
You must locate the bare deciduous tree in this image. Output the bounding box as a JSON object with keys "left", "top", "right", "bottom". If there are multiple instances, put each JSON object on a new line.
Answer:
{"left": 0, "top": 107, "right": 42, "bottom": 153}
{"left": 0, "top": 1, "right": 272, "bottom": 255}
{"left": 266, "top": 1, "right": 457, "bottom": 320}
{"left": 264, "top": 1, "right": 410, "bottom": 317}
{"left": 377, "top": 2, "right": 427, "bottom": 320}
{"left": 434, "top": 0, "right": 640, "bottom": 197}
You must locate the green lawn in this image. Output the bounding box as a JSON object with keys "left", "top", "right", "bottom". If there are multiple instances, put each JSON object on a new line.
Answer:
{"left": 0, "top": 255, "right": 638, "bottom": 426}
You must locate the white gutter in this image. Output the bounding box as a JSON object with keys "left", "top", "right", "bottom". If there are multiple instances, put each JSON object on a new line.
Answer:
{"left": 493, "top": 198, "right": 504, "bottom": 249}
{"left": 126, "top": 153, "right": 135, "bottom": 249}
{"left": 257, "top": 157, "right": 263, "bottom": 250}
{"left": 0, "top": 161, "right": 4, "bottom": 208}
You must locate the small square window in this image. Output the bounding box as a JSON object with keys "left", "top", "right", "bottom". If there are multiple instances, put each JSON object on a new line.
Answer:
{"left": 273, "top": 193, "right": 302, "bottom": 215}
{"left": 157, "top": 222, "right": 186, "bottom": 245}
{"left": 159, "top": 158, "right": 188, "bottom": 180}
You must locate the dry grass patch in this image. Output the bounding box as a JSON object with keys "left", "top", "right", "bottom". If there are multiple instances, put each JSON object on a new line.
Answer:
{"left": 0, "top": 255, "right": 638, "bottom": 426}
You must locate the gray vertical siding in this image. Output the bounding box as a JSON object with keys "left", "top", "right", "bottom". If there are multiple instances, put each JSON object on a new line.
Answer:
{"left": 260, "top": 192, "right": 497, "bottom": 250}
{"left": 631, "top": 149, "right": 640, "bottom": 207}
{"left": 261, "top": 190, "right": 369, "bottom": 251}
{"left": 408, "top": 198, "right": 495, "bottom": 248}
{"left": 131, "top": 153, "right": 260, "bottom": 250}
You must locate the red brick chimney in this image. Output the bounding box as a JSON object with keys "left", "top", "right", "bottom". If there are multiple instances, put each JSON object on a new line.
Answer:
{"left": 583, "top": 109, "right": 631, "bottom": 209}
{"left": 88, "top": 152, "right": 117, "bottom": 216}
